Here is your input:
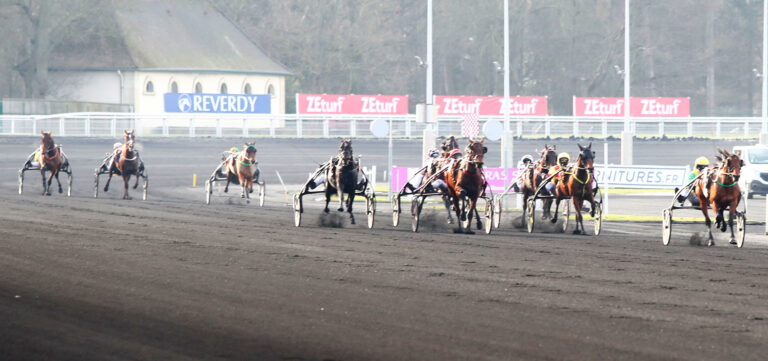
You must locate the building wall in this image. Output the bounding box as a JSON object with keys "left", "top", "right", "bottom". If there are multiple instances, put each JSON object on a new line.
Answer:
{"left": 48, "top": 71, "right": 123, "bottom": 104}
{"left": 132, "top": 71, "right": 286, "bottom": 114}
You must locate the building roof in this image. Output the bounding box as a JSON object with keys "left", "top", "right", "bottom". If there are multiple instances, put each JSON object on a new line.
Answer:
{"left": 50, "top": 0, "right": 291, "bottom": 76}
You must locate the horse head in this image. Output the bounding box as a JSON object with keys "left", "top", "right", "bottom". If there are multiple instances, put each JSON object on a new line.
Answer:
{"left": 715, "top": 148, "right": 741, "bottom": 182}
{"left": 440, "top": 135, "right": 459, "bottom": 157}
{"left": 123, "top": 129, "right": 136, "bottom": 154}
{"left": 464, "top": 138, "right": 487, "bottom": 167}
{"left": 243, "top": 141, "right": 257, "bottom": 163}
{"left": 577, "top": 142, "right": 595, "bottom": 169}
{"left": 41, "top": 131, "right": 55, "bottom": 153}
{"left": 539, "top": 144, "right": 558, "bottom": 171}
{"left": 338, "top": 138, "right": 354, "bottom": 165}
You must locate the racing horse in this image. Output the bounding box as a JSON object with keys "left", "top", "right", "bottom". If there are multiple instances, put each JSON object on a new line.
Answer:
{"left": 445, "top": 138, "right": 487, "bottom": 234}
{"left": 550, "top": 143, "right": 597, "bottom": 235}
{"left": 38, "top": 131, "right": 65, "bottom": 196}
{"left": 420, "top": 135, "right": 461, "bottom": 224}
{"left": 104, "top": 129, "right": 141, "bottom": 199}
{"left": 324, "top": 138, "right": 360, "bottom": 224}
{"left": 224, "top": 142, "right": 258, "bottom": 203}
{"left": 521, "top": 145, "right": 558, "bottom": 222}
{"left": 694, "top": 148, "right": 742, "bottom": 246}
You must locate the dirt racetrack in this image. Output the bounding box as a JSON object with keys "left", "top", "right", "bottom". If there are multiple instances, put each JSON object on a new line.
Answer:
{"left": 1, "top": 136, "right": 767, "bottom": 361}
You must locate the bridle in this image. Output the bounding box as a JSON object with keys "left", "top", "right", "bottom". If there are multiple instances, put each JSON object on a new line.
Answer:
{"left": 122, "top": 133, "right": 137, "bottom": 161}
{"left": 239, "top": 144, "right": 257, "bottom": 167}
{"left": 715, "top": 155, "right": 741, "bottom": 187}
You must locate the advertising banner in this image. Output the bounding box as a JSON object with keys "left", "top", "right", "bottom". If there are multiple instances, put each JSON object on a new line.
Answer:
{"left": 296, "top": 94, "right": 409, "bottom": 115}
{"left": 434, "top": 96, "right": 548, "bottom": 116}
{"left": 391, "top": 167, "right": 524, "bottom": 193}
{"left": 164, "top": 93, "right": 270, "bottom": 114}
{"left": 593, "top": 165, "right": 687, "bottom": 188}
{"left": 574, "top": 97, "right": 690, "bottom": 117}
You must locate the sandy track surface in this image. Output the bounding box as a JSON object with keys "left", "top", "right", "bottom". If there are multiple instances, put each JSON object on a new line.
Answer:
{"left": 1, "top": 137, "right": 767, "bottom": 360}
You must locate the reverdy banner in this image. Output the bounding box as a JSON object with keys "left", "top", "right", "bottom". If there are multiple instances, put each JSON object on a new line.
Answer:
{"left": 164, "top": 93, "right": 271, "bottom": 114}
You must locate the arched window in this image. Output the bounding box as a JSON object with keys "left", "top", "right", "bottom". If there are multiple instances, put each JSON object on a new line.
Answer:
{"left": 145, "top": 80, "right": 154, "bottom": 94}
{"left": 195, "top": 82, "right": 202, "bottom": 93}
{"left": 170, "top": 81, "right": 178, "bottom": 93}
{"left": 244, "top": 83, "right": 252, "bottom": 94}
{"left": 267, "top": 84, "right": 275, "bottom": 97}
{"left": 220, "top": 83, "right": 228, "bottom": 94}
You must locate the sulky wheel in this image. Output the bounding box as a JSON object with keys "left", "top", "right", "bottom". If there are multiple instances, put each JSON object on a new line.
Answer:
{"left": 592, "top": 202, "right": 602, "bottom": 236}
{"left": 526, "top": 198, "right": 536, "bottom": 233}
{"left": 484, "top": 198, "right": 493, "bottom": 234}
{"left": 258, "top": 182, "right": 266, "bottom": 207}
{"left": 492, "top": 196, "right": 502, "bottom": 229}
{"left": 18, "top": 170, "right": 24, "bottom": 195}
{"left": 735, "top": 212, "right": 746, "bottom": 248}
{"left": 411, "top": 196, "right": 424, "bottom": 233}
{"left": 293, "top": 194, "right": 302, "bottom": 227}
{"left": 366, "top": 195, "right": 376, "bottom": 229}
{"left": 205, "top": 179, "right": 212, "bottom": 204}
{"left": 142, "top": 174, "right": 149, "bottom": 201}
{"left": 391, "top": 195, "right": 401, "bottom": 227}
{"left": 93, "top": 172, "right": 100, "bottom": 198}
{"left": 66, "top": 173, "right": 73, "bottom": 197}
{"left": 662, "top": 208, "right": 672, "bottom": 246}
{"left": 562, "top": 200, "right": 570, "bottom": 233}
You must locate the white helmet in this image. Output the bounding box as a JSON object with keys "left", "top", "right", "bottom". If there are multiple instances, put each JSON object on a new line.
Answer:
{"left": 521, "top": 154, "right": 534, "bottom": 163}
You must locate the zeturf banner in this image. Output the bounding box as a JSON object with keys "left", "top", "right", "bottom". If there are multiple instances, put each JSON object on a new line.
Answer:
{"left": 574, "top": 97, "right": 690, "bottom": 117}
{"left": 593, "top": 165, "right": 687, "bottom": 189}
{"left": 434, "top": 96, "right": 548, "bottom": 116}
{"left": 296, "top": 94, "right": 408, "bottom": 115}
{"left": 164, "top": 93, "right": 270, "bottom": 114}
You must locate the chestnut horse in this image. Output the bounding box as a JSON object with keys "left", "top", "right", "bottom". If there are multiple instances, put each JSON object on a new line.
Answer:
{"left": 324, "top": 138, "right": 360, "bottom": 224}
{"left": 104, "top": 129, "right": 141, "bottom": 199}
{"left": 550, "top": 143, "right": 596, "bottom": 235}
{"left": 445, "top": 138, "right": 487, "bottom": 234}
{"left": 694, "top": 149, "right": 742, "bottom": 246}
{"left": 224, "top": 142, "right": 258, "bottom": 202}
{"left": 521, "top": 145, "right": 558, "bottom": 222}
{"left": 38, "top": 131, "right": 65, "bottom": 196}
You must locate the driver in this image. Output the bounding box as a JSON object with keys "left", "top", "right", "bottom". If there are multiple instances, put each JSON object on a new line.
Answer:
{"left": 545, "top": 152, "right": 570, "bottom": 194}
{"left": 405, "top": 148, "right": 446, "bottom": 192}
{"left": 511, "top": 154, "right": 534, "bottom": 192}
{"left": 676, "top": 156, "right": 709, "bottom": 206}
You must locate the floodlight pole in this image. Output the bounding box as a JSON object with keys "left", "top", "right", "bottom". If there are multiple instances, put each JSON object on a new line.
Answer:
{"left": 761, "top": 0, "right": 768, "bottom": 144}
{"left": 502, "top": 0, "right": 512, "bottom": 198}
{"left": 621, "top": 0, "right": 633, "bottom": 165}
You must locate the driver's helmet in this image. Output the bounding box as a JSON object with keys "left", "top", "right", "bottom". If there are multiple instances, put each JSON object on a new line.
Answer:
{"left": 448, "top": 149, "right": 463, "bottom": 159}
{"left": 113, "top": 142, "right": 122, "bottom": 149}
{"left": 427, "top": 148, "right": 440, "bottom": 159}
{"left": 695, "top": 156, "right": 709, "bottom": 170}
{"left": 230, "top": 147, "right": 239, "bottom": 153}
{"left": 557, "top": 152, "right": 570, "bottom": 166}
{"left": 520, "top": 154, "right": 534, "bottom": 164}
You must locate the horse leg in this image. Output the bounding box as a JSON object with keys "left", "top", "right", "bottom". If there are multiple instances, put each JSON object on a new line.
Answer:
{"left": 122, "top": 174, "right": 132, "bottom": 199}
{"left": 336, "top": 179, "right": 345, "bottom": 212}
{"left": 452, "top": 195, "right": 463, "bottom": 233}
{"left": 718, "top": 207, "right": 727, "bottom": 232}
{"left": 133, "top": 172, "right": 140, "bottom": 189}
{"left": 40, "top": 168, "right": 48, "bottom": 196}
{"left": 104, "top": 171, "right": 113, "bottom": 192}
{"left": 464, "top": 199, "right": 477, "bottom": 234}
{"left": 474, "top": 204, "right": 482, "bottom": 230}
{"left": 46, "top": 169, "right": 55, "bottom": 196}
{"left": 324, "top": 188, "right": 332, "bottom": 213}
{"left": 54, "top": 169, "right": 63, "bottom": 193}
{"left": 348, "top": 192, "right": 356, "bottom": 225}
{"left": 573, "top": 198, "right": 585, "bottom": 235}
{"left": 443, "top": 196, "right": 454, "bottom": 224}
{"left": 542, "top": 198, "right": 552, "bottom": 220}
{"left": 728, "top": 203, "right": 737, "bottom": 244}
{"left": 702, "top": 201, "right": 715, "bottom": 246}
{"left": 550, "top": 196, "right": 561, "bottom": 224}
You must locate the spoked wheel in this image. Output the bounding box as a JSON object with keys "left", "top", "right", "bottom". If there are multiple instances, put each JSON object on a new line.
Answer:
{"left": 93, "top": 172, "right": 100, "bottom": 198}
{"left": 205, "top": 179, "right": 212, "bottom": 204}
{"left": 66, "top": 173, "right": 72, "bottom": 197}
{"left": 735, "top": 211, "right": 746, "bottom": 248}
{"left": 526, "top": 198, "right": 536, "bottom": 233}
{"left": 18, "top": 170, "right": 24, "bottom": 195}
{"left": 492, "top": 196, "right": 502, "bottom": 229}
{"left": 366, "top": 195, "right": 376, "bottom": 229}
{"left": 484, "top": 198, "right": 493, "bottom": 234}
{"left": 592, "top": 202, "right": 603, "bottom": 236}
{"left": 391, "top": 195, "right": 401, "bottom": 227}
{"left": 142, "top": 174, "right": 149, "bottom": 201}
{"left": 411, "top": 196, "right": 424, "bottom": 232}
{"left": 293, "top": 194, "right": 302, "bottom": 227}
{"left": 258, "top": 182, "right": 266, "bottom": 207}
{"left": 662, "top": 208, "right": 672, "bottom": 246}
{"left": 561, "top": 200, "right": 570, "bottom": 233}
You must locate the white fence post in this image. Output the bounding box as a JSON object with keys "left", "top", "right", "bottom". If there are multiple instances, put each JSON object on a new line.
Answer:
{"left": 32, "top": 117, "right": 37, "bottom": 135}
{"left": 350, "top": 119, "right": 356, "bottom": 137}
{"left": 323, "top": 119, "right": 329, "bottom": 138}
{"left": 189, "top": 118, "right": 195, "bottom": 137}
{"left": 242, "top": 118, "right": 248, "bottom": 138}
{"left": 216, "top": 118, "right": 222, "bottom": 137}
{"left": 111, "top": 117, "right": 116, "bottom": 137}
{"left": 10, "top": 118, "right": 15, "bottom": 134}
{"left": 59, "top": 117, "right": 65, "bottom": 136}
{"left": 687, "top": 120, "right": 693, "bottom": 137}
{"left": 85, "top": 116, "right": 91, "bottom": 136}
{"left": 405, "top": 118, "right": 411, "bottom": 138}
{"left": 545, "top": 118, "right": 551, "bottom": 138}
{"left": 297, "top": 118, "right": 303, "bottom": 138}
{"left": 659, "top": 119, "right": 664, "bottom": 138}
{"left": 572, "top": 116, "right": 579, "bottom": 138}
{"left": 516, "top": 120, "right": 522, "bottom": 138}
{"left": 745, "top": 120, "right": 750, "bottom": 138}
{"left": 269, "top": 118, "right": 276, "bottom": 138}
{"left": 602, "top": 119, "right": 607, "bottom": 139}
{"left": 715, "top": 120, "right": 721, "bottom": 139}
{"left": 162, "top": 117, "right": 169, "bottom": 137}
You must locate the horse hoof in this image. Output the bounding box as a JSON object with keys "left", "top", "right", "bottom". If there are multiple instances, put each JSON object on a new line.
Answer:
{"left": 447, "top": 218, "right": 454, "bottom": 225}
{"left": 350, "top": 219, "right": 356, "bottom": 225}
{"left": 324, "top": 208, "right": 330, "bottom": 213}
{"left": 572, "top": 229, "right": 581, "bottom": 235}
{"left": 729, "top": 239, "right": 737, "bottom": 245}
{"left": 707, "top": 240, "right": 715, "bottom": 247}
{"left": 465, "top": 229, "right": 475, "bottom": 235}
{"left": 476, "top": 222, "right": 482, "bottom": 230}
{"left": 58, "top": 188, "right": 63, "bottom": 194}
{"left": 550, "top": 217, "right": 558, "bottom": 224}
{"left": 337, "top": 207, "right": 344, "bottom": 212}
{"left": 104, "top": 186, "right": 109, "bottom": 192}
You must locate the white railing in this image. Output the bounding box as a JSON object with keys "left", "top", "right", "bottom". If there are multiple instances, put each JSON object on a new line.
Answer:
{"left": 0, "top": 112, "right": 765, "bottom": 139}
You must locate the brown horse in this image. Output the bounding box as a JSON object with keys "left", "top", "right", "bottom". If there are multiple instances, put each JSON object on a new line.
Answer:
{"left": 521, "top": 145, "right": 558, "bottom": 221}
{"left": 38, "top": 131, "right": 65, "bottom": 196}
{"left": 324, "top": 138, "right": 360, "bottom": 224}
{"left": 224, "top": 142, "right": 258, "bottom": 202}
{"left": 104, "top": 129, "right": 141, "bottom": 199}
{"left": 694, "top": 148, "right": 742, "bottom": 246}
{"left": 445, "top": 138, "right": 487, "bottom": 234}
{"left": 550, "top": 143, "right": 596, "bottom": 235}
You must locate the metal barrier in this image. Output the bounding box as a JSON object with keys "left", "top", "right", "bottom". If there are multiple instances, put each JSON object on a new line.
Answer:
{"left": 0, "top": 112, "right": 765, "bottom": 139}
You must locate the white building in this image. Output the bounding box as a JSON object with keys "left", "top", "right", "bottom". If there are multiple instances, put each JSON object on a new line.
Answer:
{"left": 47, "top": 0, "right": 291, "bottom": 114}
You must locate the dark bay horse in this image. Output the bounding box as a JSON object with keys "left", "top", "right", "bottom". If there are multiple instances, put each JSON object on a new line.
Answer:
{"left": 521, "top": 145, "right": 558, "bottom": 221}
{"left": 104, "top": 129, "right": 140, "bottom": 199}
{"left": 324, "top": 138, "right": 360, "bottom": 224}
{"left": 39, "top": 131, "right": 65, "bottom": 196}
{"left": 694, "top": 149, "right": 742, "bottom": 246}
{"left": 445, "top": 138, "right": 487, "bottom": 234}
{"left": 224, "top": 142, "right": 258, "bottom": 203}
{"left": 551, "top": 143, "right": 596, "bottom": 235}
